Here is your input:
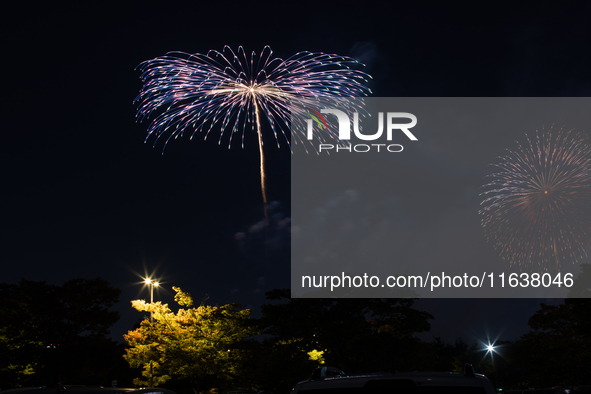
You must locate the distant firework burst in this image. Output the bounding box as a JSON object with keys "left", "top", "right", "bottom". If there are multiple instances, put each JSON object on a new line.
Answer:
{"left": 134, "top": 45, "right": 371, "bottom": 210}
{"left": 479, "top": 127, "right": 591, "bottom": 271}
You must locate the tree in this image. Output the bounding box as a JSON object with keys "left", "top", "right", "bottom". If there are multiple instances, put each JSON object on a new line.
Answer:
{"left": 124, "top": 287, "right": 256, "bottom": 394}
{"left": 0, "top": 278, "right": 123, "bottom": 388}
{"left": 256, "top": 290, "right": 433, "bottom": 393}
{"left": 511, "top": 265, "right": 591, "bottom": 387}
{"left": 515, "top": 303, "right": 591, "bottom": 386}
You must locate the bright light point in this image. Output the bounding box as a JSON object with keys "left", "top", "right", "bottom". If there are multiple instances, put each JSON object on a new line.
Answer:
{"left": 154, "top": 282, "right": 159, "bottom": 287}
{"left": 144, "top": 278, "right": 151, "bottom": 284}
{"left": 487, "top": 345, "right": 495, "bottom": 352}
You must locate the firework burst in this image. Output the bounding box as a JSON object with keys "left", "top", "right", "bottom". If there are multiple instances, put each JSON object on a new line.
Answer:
{"left": 134, "top": 46, "right": 371, "bottom": 208}
{"left": 479, "top": 127, "right": 591, "bottom": 271}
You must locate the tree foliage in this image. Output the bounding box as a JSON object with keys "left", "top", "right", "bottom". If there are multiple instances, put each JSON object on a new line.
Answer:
{"left": 124, "top": 287, "right": 256, "bottom": 393}
{"left": 256, "top": 289, "right": 433, "bottom": 393}
{"left": 514, "top": 302, "right": 591, "bottom": 386}
{"left": 507, "top": 265, "right": 591, "bottom": 387}
{"left": 0, "top": 278, "right": 123, "bottom": 389}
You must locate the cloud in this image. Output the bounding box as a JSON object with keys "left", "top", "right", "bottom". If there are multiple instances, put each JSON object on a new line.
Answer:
{"left": 234, "top": 201, "right": 290, "bottom": 266}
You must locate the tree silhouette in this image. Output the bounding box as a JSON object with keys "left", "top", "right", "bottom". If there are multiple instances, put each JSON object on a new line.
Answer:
{"left": 0, "top": 278, "right": 123, "bottom": 388}
{"left": 256, "top": 290, "right": 433, "bottom": 393}
{"left": 511, "top": 265, "right": 591, "bottom": 387}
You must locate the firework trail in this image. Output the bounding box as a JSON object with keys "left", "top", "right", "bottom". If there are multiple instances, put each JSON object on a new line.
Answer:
{"left": 479, "top": 127, "right": 591, "bottom": 271}
{"left": 134, "top": 46, "right": 372, "bottom": 212}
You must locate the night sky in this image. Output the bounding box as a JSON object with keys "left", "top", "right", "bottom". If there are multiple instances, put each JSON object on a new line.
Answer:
{"left": 3, "top": 2, "right": 590, "bottom": 345}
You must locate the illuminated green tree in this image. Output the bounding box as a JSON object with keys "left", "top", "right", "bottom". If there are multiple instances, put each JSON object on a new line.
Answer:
{"left": 124, "top": 287, "right": 256, "bottom": 393}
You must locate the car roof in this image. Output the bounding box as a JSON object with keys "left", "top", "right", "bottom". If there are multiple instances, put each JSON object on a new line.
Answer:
{"left": 299, "top": 373, "right": 490, "bottom": 387}
{"left": 293, "top": 366, "right": 496, "bottom": 394}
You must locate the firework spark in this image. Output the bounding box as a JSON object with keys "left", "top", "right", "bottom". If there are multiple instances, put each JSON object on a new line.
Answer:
{"left": 479, "top": 127, "right": 591, "bottom": 271}
{"left": 134, "top": 46, "right": 372, "bottom": 208}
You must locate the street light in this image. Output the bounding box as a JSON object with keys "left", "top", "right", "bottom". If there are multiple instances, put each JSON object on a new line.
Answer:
{"left": 143, "top": 277, "right": 159, "bottom": 387}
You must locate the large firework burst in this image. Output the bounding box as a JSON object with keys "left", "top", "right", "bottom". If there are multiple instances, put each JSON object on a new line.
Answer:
{"left": 479, "top": 127, "right": 591, "bottom": 271}
{"left": 134, "top": 45, "right": 371, "bottom": 208}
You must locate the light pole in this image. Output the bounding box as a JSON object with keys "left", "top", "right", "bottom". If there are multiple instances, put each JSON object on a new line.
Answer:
{"left": 144, "top": 278, "right": 159, "bottom": 387}
{"left": 144, "top": 278, "right": 159, "bottom": 322}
